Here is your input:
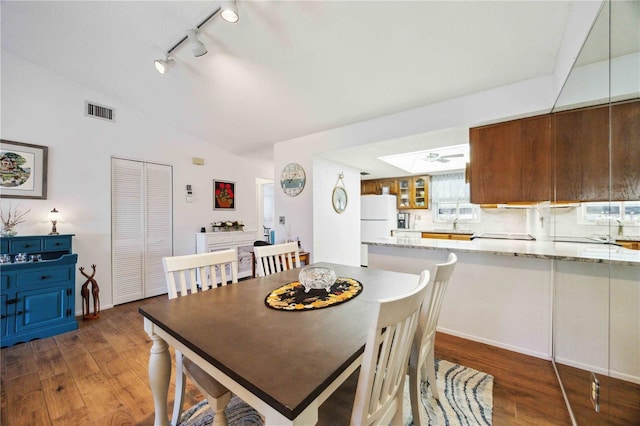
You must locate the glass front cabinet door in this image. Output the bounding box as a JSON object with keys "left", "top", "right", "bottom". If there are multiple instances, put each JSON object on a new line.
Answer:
{"left": 412, "top": 177, "right": 428, "bottom": 208}
{"left": 398, "top": 178, "right": 411, "bottom": 209}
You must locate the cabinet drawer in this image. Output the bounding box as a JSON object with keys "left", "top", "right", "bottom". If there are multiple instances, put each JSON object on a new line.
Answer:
{"left": 0, "top": 239, "right": 8, "bottom": 254}
{"left": 207, "top": 235, "right": 233, "bottom": 245}
{"left": 17, "top": 267, "right": 72, "bottom": 287}
{"left": 43, "top": 237, "right": 71, "bottom": 252}
{"left": 10, "top": 239, "right": 43, "bottom": 254}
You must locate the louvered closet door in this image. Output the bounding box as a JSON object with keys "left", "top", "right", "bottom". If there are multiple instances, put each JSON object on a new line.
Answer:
{"left": 112, "top": 158, "right": 173, "bottom": 305}
{"left": 144, "top": 163, "right": 173, "bottom": 297}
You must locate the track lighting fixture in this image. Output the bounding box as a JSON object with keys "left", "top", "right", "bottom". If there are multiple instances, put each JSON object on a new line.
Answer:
{"left": 154, "top": 56, "right": 176, "bottom": 74}
{"left": 186, "top": 29, "right": 207, "bottom": 57}
{"left": 154, "top": 3, "right": 240, "bottom": 74}
{"left": 221, "top": 0, "right": 239, "bottom": 23}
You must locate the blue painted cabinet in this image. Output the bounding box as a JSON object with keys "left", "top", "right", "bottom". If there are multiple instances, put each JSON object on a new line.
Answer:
{"left": 1, "top": 234, "right": 77, "bottom": 347}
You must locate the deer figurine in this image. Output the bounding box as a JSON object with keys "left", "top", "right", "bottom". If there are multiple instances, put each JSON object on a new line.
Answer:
{"left": 79, "top": 264, "right": 100, "bottom": 319}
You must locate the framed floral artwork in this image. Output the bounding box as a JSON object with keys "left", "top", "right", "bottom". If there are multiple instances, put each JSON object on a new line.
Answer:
{"left": 0, "top": 140, "right": 48, "bottom": 199}
{"left": 213, "top": 179, "right": 235, "bottom": 210}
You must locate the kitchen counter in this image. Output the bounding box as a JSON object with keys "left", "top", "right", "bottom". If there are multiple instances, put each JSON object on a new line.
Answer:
{"left": 393, "top": 228, "right": 473, "bottom": 235}
{"left": 363, "top": 236, "right": 640, "bottom": 266}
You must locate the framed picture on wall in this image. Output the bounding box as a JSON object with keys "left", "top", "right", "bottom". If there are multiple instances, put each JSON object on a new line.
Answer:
{"left": 0, "top": 140, "right": 48, "bottom": 199}
{"left": 213, "top": 179, "right": 235, "bottom": 210}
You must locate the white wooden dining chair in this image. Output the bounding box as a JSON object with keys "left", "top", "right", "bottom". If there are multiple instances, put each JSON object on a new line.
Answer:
{"left": 408, "top": 252, "right": 458, "bottom": 426}
{"left": 162, "top": 249, "right": 239, "bottom": 426}
{"left": 318, "top": 269, "right": 430, "bottom": 426}
{"left": 253, "top": 241, "right": 300, "bottom": 276}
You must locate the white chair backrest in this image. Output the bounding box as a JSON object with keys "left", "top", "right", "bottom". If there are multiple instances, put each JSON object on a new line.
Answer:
{"left": 253, "top": 242, "right": 300, "bottom": 277}
{"left": 415, "top": 253, "right": 457, "bottom": 359}
{"left": 162, "top": 249, "right": 238, "bottom": 299}
{"left": 351, "top": 270, "right": 430, "bottom": 425}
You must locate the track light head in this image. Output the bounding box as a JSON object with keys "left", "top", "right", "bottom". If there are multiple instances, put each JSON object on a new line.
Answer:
{"left": 154, "top": 56, "right": 176, "bottom": 74}
{"left": 186, "top": 29, "right": 208, "bottom": 57}
{"left": 221, "top": 0, "right": 239, "bottom": 23}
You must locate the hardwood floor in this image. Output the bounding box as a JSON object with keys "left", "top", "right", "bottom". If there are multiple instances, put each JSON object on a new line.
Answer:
{"left": 0, "top": 295, "right": 630, "bottom": 425}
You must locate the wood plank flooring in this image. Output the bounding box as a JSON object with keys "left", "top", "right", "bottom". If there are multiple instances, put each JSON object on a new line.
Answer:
{"left": 0, "top": 295, "right": 633, "bottom": 425}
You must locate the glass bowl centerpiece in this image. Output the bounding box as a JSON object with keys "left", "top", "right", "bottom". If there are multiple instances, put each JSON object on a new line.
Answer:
{"left": 299, "top": 266, "right": 337, "bottom": 293}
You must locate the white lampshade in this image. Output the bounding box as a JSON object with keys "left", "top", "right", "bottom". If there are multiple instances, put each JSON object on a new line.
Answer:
{"left": 221, "top": 0, "right": 239, "bottom": 23}
{"left": 47, "top": 208, "right": 62, "bottom": 235}
{"left": 186, "top": 29, "right": 207, "bottom": 57}
{"left": 47, "top": 208, "right": 62, "bottom": 223}
{"left": 154, "top": 57, "right": 176, "bottom": 74}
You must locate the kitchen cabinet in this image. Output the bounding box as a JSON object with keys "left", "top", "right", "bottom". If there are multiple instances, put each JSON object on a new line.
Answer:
{"left": 611, "top": 100, "right": 640, "bottom": 201}
{"left": 617, "top": 240, "right": 640, "bottom": 251}
{"left": 398, "top": 176, "right": 429, "bottom": 209}
{"left": 554, "top": 100, "right": 640, "bottom": 201}
{"left": 553, "top": 104, "right": 609, "bottom": 202}
{"left": 195, "top": 231, "right": 257, "bottom": 281}
{"left": 361, "top": 178, "right": 398, "bottom": 195}
{"left": 470, "top": 99, "right": 639, "bottom": 204}
{"left": 1, "top": 234, "right": 77, "bottom": 347}
{"left": 421, "top": 232, "right": 473, "bottom": 241}
{"left": 469, "top": 114, "right": 551, "bottom": 204}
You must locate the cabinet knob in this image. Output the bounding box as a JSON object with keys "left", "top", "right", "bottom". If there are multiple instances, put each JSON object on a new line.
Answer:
{"left": 16, "top": 311, "right": 23, "bottom": 316}
{"left": 0, "top": 314, "right": 6, "bottom": 319}
{"left": 23, "top": 244, "right": 30, "bottom": 248}
{"left": 40, "top": 275, "right": 49, "bottom": 280}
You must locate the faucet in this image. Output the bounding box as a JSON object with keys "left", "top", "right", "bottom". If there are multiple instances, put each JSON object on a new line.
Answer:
{"left": 453, "top": 217, "right": 458, "bottom": 231}
{"left": 617, "top": 220, "right": 623, "bottom": 236}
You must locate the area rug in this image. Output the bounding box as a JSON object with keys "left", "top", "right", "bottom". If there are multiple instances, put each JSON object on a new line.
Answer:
{"left": 403, "top": 359, "right": 494, "bottom": 425}
{"left": 179, "top": 359, "right": 493, "bottom": 426}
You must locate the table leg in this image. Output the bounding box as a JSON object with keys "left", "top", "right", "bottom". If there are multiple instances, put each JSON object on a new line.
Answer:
{"left": 149, "top": 333, "right": 171, "bottom": 426}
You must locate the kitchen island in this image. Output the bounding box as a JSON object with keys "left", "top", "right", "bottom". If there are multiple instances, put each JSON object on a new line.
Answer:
{"left": 363, "top": 237, "right": 639, "bottom": 384}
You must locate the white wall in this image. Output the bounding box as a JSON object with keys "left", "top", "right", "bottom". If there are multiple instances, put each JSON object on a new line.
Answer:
{"left": 312, "top": 157, "right": 360, "bottom": 265}
{"left": 1, "top": 50, "right": 273, "bottom": 311}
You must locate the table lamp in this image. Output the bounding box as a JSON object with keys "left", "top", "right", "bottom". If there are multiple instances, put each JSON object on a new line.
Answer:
{"left": 47, "top": 208, "right": 62, "bottom": 235}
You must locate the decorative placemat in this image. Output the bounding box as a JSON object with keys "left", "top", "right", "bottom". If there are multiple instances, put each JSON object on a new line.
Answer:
{"left": 265, "top": 277, "right": 362, "bottom": 311}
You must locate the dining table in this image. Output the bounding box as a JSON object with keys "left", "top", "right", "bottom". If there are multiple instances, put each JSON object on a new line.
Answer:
{"left": 139, "top": 262, "right": 420, "bottom": 426}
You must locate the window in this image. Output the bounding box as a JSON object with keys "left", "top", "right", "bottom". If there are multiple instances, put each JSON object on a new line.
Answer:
{"left": 431, "top": 173, "right": 480, "bottom": 222}
{"left": 579, "top": 201, "right": 640, "bottom": 224}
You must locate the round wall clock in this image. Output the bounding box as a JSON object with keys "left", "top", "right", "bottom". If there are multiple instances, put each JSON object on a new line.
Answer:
{"left": 332, "top": 186, "right": 348, "bottom": 213}
{"left": 280, "top": 163, "right": 306, "bottom": 197}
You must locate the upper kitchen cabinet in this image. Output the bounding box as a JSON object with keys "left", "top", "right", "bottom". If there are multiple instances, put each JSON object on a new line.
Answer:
{"left": 553, "top": 103, "right": 609, "bottom": 202}
{"left": 361, "top": 180, "right": 379, "bottom": 195}
{"left": 611, "top": 99, "right": 640, "bottom": 201}
{"left": 361, "top": 178, "right": 398, "bottom": 195}
{"left": 398, "top": 176, "right": 429, "bottom": 209}
{"left": 554, "top": 99, "right": 640, "bottom": 201}
{"left": 469, "top": 114, "right": 551, "bottom": 204}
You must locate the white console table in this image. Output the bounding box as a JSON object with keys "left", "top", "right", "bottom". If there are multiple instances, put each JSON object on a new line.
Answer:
{"left": 195, "top": 231, "right": 257, "bottom": 281}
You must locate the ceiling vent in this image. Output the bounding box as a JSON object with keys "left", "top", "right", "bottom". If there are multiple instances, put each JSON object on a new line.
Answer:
{"left": 85, "top": 101, "right": 115, "bottom": 122}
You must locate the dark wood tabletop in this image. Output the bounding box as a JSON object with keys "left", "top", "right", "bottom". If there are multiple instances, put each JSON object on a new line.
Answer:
{"left": 139, "top": 262, "right": 419, "bottom": 421}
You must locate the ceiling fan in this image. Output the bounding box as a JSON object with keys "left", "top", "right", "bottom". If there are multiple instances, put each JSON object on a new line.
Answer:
{"left": 424, "top": 152, "right": 465, "bottom": 163}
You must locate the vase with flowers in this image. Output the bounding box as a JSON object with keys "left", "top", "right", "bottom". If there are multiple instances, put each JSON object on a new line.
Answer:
{"left": 0, "top": 203, "right": 30, "bottom": 237}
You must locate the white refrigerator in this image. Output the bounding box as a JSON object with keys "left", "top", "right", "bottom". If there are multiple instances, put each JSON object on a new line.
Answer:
{"left": 361, "top": 194, "right": 397, "bottom": 266}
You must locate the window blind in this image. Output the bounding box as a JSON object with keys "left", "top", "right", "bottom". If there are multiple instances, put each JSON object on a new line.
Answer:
{"left": 430, "top": 173, "right": 469, "bottom": 203}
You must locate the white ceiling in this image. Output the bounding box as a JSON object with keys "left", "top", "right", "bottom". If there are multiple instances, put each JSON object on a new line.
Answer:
{"left": 1, "top": 1, "right": 574, "bottom": 165}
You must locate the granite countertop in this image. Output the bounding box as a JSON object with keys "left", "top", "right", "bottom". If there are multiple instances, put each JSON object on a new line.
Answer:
{"left": 364, "top": 236, "right": 640, "bottom": 266}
